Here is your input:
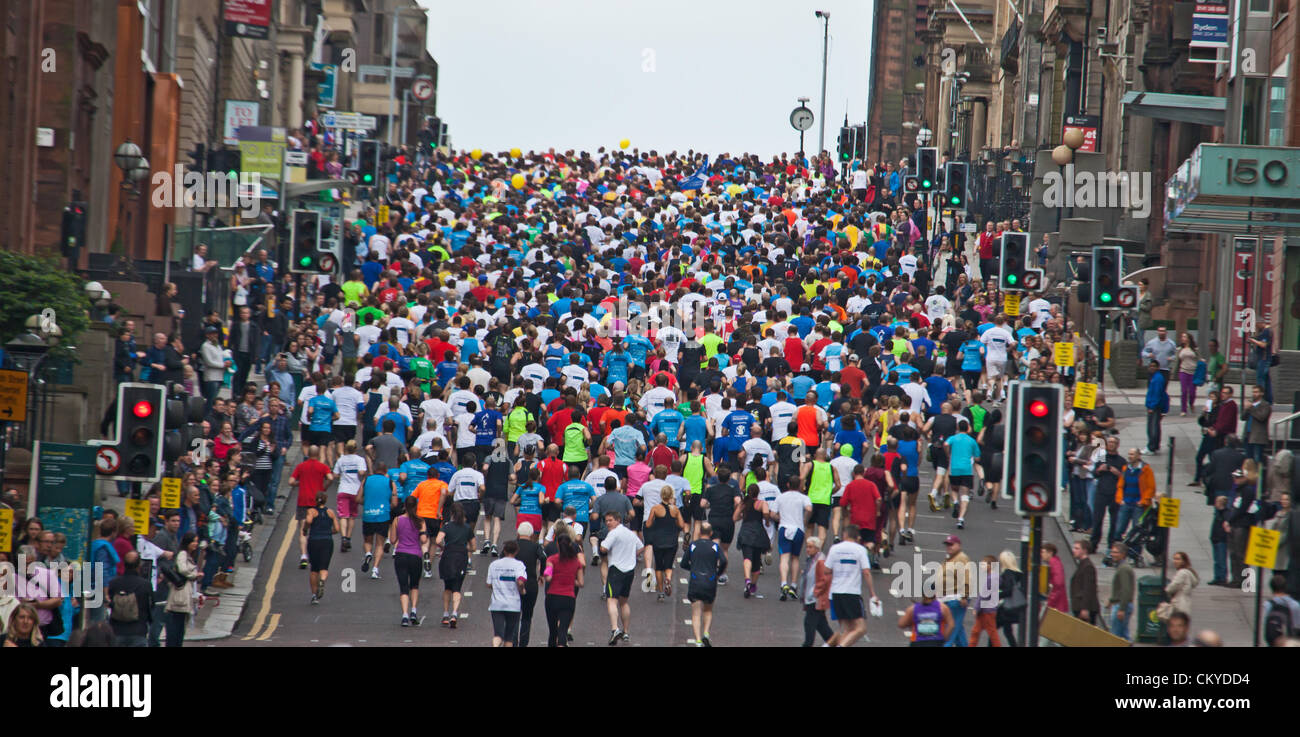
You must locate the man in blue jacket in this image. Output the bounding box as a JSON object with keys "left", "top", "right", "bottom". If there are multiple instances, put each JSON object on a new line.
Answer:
{"left": 1144, "top": 359, "right": 1169, "bottom": 454}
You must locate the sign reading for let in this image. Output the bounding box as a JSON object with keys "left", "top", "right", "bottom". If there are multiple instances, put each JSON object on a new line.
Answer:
{"left": 1003, "top": 294, "right": 1021, "bottom": 316}
{"left": 1074, "top": 381, "right": 1098, "bottom": 410}
{"left": 1053, "top": 342, "right": 1075, "bottom": 367}
{"left": 160, "top": 477, "right": 183, "bottom": 509}
{"left": 0, "top": 368, "right": 28, "bottom": 422}
{"left": 124, "top": 499, "right": 151, "bottom": 539}
{"left": 1245, "top": 526, "right": 1281, "bottom": 569}
{"left": 1157, "top": 497, "right": 1181, "bottom": 528}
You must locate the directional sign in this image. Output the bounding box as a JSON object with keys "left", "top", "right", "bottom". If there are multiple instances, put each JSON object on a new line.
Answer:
{"left": 1003, "top": 293, "right": 1021, "bottom": 316}
{"left": 0, "top": 369, "right": 28, "bottom": 422}
{"left": 1245, "top": 526, "right": 1280, "bottom": 569}
{"left": 1157, "top": 497, "right": 1181, "bottom": 528}
{"left": 1022, "top": 485, "right": 1049, "bottom": 513}
{"left": 320, "top": 112, "right": 379, "bottom": 131}
{"left": 412, "top": 75, "right": 435, "bottom": 102}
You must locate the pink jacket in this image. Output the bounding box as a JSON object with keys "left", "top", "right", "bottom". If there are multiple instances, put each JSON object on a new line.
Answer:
{"left": 1046, "top": 555, "right": 1069, "bottom": 612}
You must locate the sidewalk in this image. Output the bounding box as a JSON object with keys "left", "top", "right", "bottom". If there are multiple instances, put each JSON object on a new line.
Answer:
{"left": 1053, "top": 378, "right": 1281, "bottom": 647}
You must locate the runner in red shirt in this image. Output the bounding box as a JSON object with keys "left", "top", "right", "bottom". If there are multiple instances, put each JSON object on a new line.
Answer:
{"left": 839, "top": 466, "right": 881, "bottom": 553}
{"left": 840, "top": 356, "right": 867, "bottom": 399}
{"left": 289, "top": 445, "right": 334, "bottom": 568}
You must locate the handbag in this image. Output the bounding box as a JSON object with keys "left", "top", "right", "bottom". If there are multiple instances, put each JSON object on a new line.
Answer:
{"left": 158, "top": 557, "right": 186, "bottom": 588}
{"left": 1155, "top": 601, "right": 1174, "bottom": 621}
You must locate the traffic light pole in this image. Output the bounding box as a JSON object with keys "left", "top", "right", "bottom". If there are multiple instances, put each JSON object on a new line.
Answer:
{"left": 1097, "top": 317, "right": 1106, "bottom": 389}
{"left": 1027, "top": 515, "right": 1042, "bottom": 647}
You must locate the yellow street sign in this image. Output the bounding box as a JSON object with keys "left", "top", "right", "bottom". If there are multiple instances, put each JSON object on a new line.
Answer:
{"left": 0, "top": 368, "right": 29, "bottom": 423}
{"left": 124, "top": 499, "right": 150, "bottom": 538}
{"left": 1157, "top": 497, "right": 1181, "bottom": 528}
{"left": 1073, "top": 382, "right": 1098, "bottom": 410}
{"left": 161, "top": 477, "right": 182, "bottom": 509}
{"left": 377, "top": 204, "right": 390, "bottom": 226}
{"left": 1003, "top": 293, "right": 1021, "bottom": 316}
{"left": 0, "top": 508, "right": 12, "bottom": 553}
{"left": 1054, "top": 342, "right": 1075, "bottom": 367}
{"left": 1245, "top": 526, "right": 1281, "bottom": 569}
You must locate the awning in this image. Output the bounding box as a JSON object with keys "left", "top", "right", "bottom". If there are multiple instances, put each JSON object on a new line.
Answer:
{"left": 1122, "top": 91, "right": 1226, "bottom": 127}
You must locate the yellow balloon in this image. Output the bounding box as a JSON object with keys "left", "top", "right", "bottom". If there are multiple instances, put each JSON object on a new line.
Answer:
{"left": 471, "top": 149, "right": 483, "bottom": 160}
{"left": 511, "top": 173, "right": 526, "bottom": 189}
{"left": 619, "top": 139, "right": 630, "bottom": 149}
{"left": 510, "top": 147, "right": 522, "bottom": 158}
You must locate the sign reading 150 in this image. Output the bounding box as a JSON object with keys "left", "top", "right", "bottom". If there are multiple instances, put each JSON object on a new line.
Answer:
{"left": 1225, "top": 158, "right": 1289, "bottom": 186}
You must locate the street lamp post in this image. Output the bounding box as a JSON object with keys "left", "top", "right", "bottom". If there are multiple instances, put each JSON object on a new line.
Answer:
{"left": 815, "top": 10, "right": 830, "bottom": 154}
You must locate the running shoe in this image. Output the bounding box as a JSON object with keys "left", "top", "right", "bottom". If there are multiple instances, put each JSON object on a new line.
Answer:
{"left": 384, "top": 539, "right": 393, "bottom": 554}
{"left": 663, "top": 582, "right": 672, "bottom": 597}
{"left": 370, "top": 568, "right": 381, "bottom": 580}
{"left": 928, "top": 493, "right": 941, "bottom": 513}
{"left": 694, "top": 641, "right": 704, "bottom": 647}
{"left": 299, "top": 555, "right": 308, "bottom": 570}
{"left": 701, "top": 633, "right": 712, "bottom": 647}
{"left": 311, "top": 594, "right": 320, "bottom": 605}
{"left": 361, "top": 552, "right": 373, "bottom": 573}
{"left": 341, "top": 538, "right": 351, "bottom": 553}
{"left": 449, "top": 615, "right": 458, "bottom": 629}
{"left": 401, "top": 615, "right": 410, "bottom": 627}
{"left": 657, "top": 593, "right": 665, "bottom": 603}
{"left": 990, "top": 499, "right": 997, "bottom": 510}
{"left": 480, "top": 542, "right": 493, "bottom": 555}
{"left": 762, "top": 551, "right": 773, "bottom": 568}
{"left": 779, "top": 589, "right": 788, "bottom": 602}
{"left": 956, "top": 518, "right": 965, "bottom": 530}
{"left": 590, "top": 553, "right": 600, "bottom": 566}
{"left": 743, "top": 580, "right": 752, "bottom": 599}
{"left": 609, "top": 629, "right": 621, "bottom": 646}
{"left": 567, "top": 631, "right": 574, "bottom": 643}
{"left": 951, "top": 503, "right": 960, "bottom": 519}
{"left": 621, "top": 631, "right": 630, "bottom": 642}
{"left": 718, "top": 573, "right": 728, "bottom": 585}
{"left": 441, "top": 616, "right": 450, "bottom": 627}
{"left": 410, "top": 611, "right": 421, "bottom": 626}
{"left": 491, "top": 544, "right": 500, "bottom": 558}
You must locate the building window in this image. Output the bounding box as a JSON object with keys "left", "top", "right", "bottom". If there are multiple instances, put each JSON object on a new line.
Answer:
{"left": 140, "top": 0, "right": 165, "bottom": 73}
{"left": 374, "top": 13, "right": 386, "bottom": 59}
{"left": 1267, "top": 57, "right": 1288, "bottom": 146}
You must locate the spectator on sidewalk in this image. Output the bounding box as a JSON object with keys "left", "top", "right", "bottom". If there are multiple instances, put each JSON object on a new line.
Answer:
{"left": 1106, "top": 543, "right": 1135, "bottom": 640}
{"left": 1243, "top": 385, "right": 1271, "bottom": 464}
{"left": 1227, "top": 461, "right": 1261, "bottom": 582}
{"left": 1143, "top": 360, "right": 1169, "bottom": 454}
{"left": 1070, "top": 540, "right": 1099, "bottom": 625}
{"left": 228, "top": 305, "right": 260, "bottom": 397}
{"left": 1091, "top": 436, "right": 1124, "bottom": 553}
{"left": 1264, "top": 491, "right": 1294, "bottom": 590}
{"left": 1204, "top": 435, "right": 1245, "bottom": 507}
{"left": 1205, "top": 338, "right": 1228, "bottom": 395}
{"left": 1114, "top": 448, "right": 1155, "bottom": 539}
{"left": 1175, "top": 332, "right": 1199, "bottom": 416}
{"left": 1165, "top": 551, "right": 1199, "bottom": 618}
{"left": 1247, "top": 321, "right": 1273, "bottom": 403}
{"left": 1209, "top": 495, "right": 1233, "bottom": 586}
{"left": 1087, "top": 392, "right": 1116, "bottom": 435}
{"left": 1265, "top": 574, "right": 1300, "bottom": 646}
{"left": 1193, "top": 388, "right": 1221, "bottom": 486}
{"left": 1043, "top": 543, "right": 1069, "bottom": 613}
{"left": 1141, "top": 325, "right": 1176, "bottom": 377}
{"left": 105, "top": 552, "right": 153, "bottom": 647}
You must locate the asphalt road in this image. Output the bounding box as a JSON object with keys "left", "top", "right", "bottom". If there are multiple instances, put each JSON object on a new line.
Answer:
{"left": 216, "top": 461, "right": 1070, "bottom": 647}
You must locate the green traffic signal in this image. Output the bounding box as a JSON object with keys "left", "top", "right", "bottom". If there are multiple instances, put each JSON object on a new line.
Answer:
{"left": 950, "top": 196, "right": 961, "bottom": 205}
{"left": 362, "top": 174, "right": 373, "bottom": 183}
{"left": 1007, "top": 274, "right": 1018, "bottom": 285}
{"left": 921, "top": 179, "right": 931, "bottom": 188}
{"left": 299, "top": 256, "right": 313, "bottom": 267}
{"left": 1099, "top": 292, "right": 1113, "bottom": 303}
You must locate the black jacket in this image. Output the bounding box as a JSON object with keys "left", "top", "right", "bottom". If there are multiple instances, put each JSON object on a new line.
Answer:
{"left": 105, "top": 572, "right": 154, "bottom": 637}
{"left": 227, "top": 319, "right": 262, "bottom": 357}
{"left": 1205, "top": 447, "right": 1245, "bottom": 500}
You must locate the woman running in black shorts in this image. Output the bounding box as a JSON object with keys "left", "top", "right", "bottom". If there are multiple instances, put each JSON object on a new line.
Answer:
{"left": 393, "top": 496, "right": 428, "bottom": 626}
{"left": 435, "top": 502, "right": 475, "bottom": 628}
{"left": 301, "top": 491, "right": 339, "bottom": 605}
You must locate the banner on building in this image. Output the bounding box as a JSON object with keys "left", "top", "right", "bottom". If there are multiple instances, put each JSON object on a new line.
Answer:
{"left": 1190, "top": 3, "right": 1230, "bottom": 49}
{"left": 312, "top": 63, "right": 338, "bottom": 109}
{"left": 1063, "top": 115, "right": 1100, "bottom": 153}
{"left": 1229, "top": 236, "right": 1274, "bottom": 364}
{"left": 223, "top": 101, "right": 260, "bottom": 145}
{"left": 224, "top": 0, "right": 272, "bottom": 39}
{"left": 237, "top": 126, "right": 287, "bottom": 179}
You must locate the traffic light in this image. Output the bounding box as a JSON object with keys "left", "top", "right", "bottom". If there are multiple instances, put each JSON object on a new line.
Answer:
{"left": 1091, "top": 245, "right": 1123, "bottom": 309}
{"left": 207, "top": 149, "right": 241, "bottom": 178}
{"left": 853, "top": 124, "right": 867, "bottom": 161}
{"left": 837, "top": 126, "right": 854, "bottom": 163}
{"left": 1013, "top": 383, "right": 1063, "bottom": 517}
{"left": 61, "top": 201, "right": 87, "bottom": 259}
{"left": 92, "top": 383, "right": 167, "bottom": 482}
{"left": 999, "top": 232, "right": 1029, "bottom": 291}
{"left": 943, "top": 162, "right": 968, "bottom": 208}
{"left": 290, "top": 209, "right": 332, "bottom": 274}
{"left": 357, "top": 139, "right": 381, "bottom": 185}
{"left": 187, "top": 143, "right": 207, "bottom": 170}
{"left": 916, "top": 147, "right": 937, "bottom": 191}
{"left": 164, "top": 395, "right": 204, "bottom": 464}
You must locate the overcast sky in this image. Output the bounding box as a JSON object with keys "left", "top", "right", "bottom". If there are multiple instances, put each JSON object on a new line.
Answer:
{"left": 420, "top": 0, "right": 874, "bottom": 159}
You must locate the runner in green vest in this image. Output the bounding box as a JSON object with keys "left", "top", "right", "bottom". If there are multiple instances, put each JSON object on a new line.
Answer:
{"left": 562, "top": 408, "right": 592, "bottom": 472}
{"left": 801, "top": 447, "right": 838, "bottom": 541}
{"left": 408, "top": 343, "right": 435, "bottom": 395}
{"left": 505, "top": 403, "right": 533, "bottom": 452}
{"left": 682, "top": 441, "right": 715, "bottom": 540}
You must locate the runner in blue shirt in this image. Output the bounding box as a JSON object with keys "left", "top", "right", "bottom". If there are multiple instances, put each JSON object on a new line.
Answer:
{"left": 945, "top": 422, "right": 981, "bottom": 530}
{"left": 360, "top": 465, "right": 396, "bottom": 578}
{"left": 399, "top": 456, "right": 431, "bottom": 498}
{"left": 604, "top": 345, "right": 631, "bottom": 387}
{"left": 471, "top": 405, "right": 503, "bottom": 451}
{"left": 650, "top": 401, "right": 686, "bottom": 449}
{"left": 624, "top": 333, "right": 653, "bottom": 369}
{"left": 555, "top": 468, "right": 595, "bottom": 522}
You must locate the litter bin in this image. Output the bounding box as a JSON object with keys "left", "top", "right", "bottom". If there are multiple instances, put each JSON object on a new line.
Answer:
{"left": 1135, "top": 575, "right": 1166, "bottom": 644}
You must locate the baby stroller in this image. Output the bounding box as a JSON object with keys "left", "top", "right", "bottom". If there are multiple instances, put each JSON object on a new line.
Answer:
{"left": 1116, "top": 503, "right": 1165, "bottom": 568}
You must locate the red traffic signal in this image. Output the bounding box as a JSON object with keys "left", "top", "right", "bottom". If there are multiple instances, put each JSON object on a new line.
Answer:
{"left": 1029, "top": 400, "right": 1049, "bottom": 417}
{"left": 133, "top": 401, "right": 154, "bottom": 418}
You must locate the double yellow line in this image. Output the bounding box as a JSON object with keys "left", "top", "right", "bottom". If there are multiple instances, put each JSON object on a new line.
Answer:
{"left": 242, "top": 510, "right": 298, "bottom": 641}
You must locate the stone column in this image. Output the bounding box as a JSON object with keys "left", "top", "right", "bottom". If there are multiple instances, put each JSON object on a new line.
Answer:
{"left": 287, "top": 49, "right": 304, "bottom": 131}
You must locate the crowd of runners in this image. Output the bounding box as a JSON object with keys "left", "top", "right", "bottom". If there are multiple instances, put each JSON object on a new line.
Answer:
{"left": 252, "top": 143, "right": 1105, "bottom": 647}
